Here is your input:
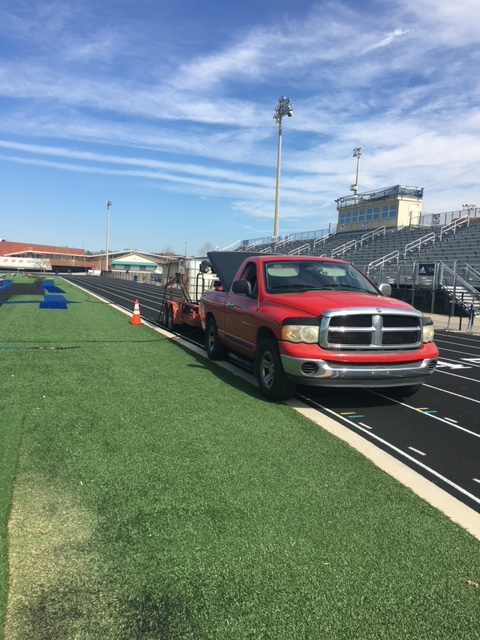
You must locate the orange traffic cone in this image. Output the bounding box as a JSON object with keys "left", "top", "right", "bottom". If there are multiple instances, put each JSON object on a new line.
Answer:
{"left": 130, "top": 299, "right": 142, "bottom": 325}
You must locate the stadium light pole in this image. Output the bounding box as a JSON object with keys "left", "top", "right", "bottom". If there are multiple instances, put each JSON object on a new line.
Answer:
{"left": 351, "top": 146, "right": 362, "bottom": 196}
{"left": 273, "top": 96, "right": 293, "bottom": 239}
{"left": 105, "top": 200, "right": 112, "bottom": 273}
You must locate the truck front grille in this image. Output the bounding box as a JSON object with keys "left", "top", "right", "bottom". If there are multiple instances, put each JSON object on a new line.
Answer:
{"left": 320, "top": 308, "right": 423, "bottom": 350}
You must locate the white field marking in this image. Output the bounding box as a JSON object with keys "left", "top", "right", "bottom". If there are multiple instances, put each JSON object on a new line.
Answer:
{"left": 371, "top": 387, "right": 480, "bottom": 437}
{"left": 358, "top": 422, "right": 373, "bottom": 430}
{"left": 439, "top": 355, "right": 480, "bottom": 367}
{"left": 474, "top": 479, "right": 480, "bottom": 485}
{"left": 436, "top": 369, "right": 480, "bottom": 383}
{"left": 408, "top": 447, "right": 427, "bottom": 456}
{"left": 444, "top": 417, "right": 459, "bottom": 424}
{"left": 434, "top": 336, "right": 480, "bottom": 349}
{"left": 436, "top": 360, "right": 471, "bottom": 370}
{"left": 434, "top": 332, "right": 480, "bottom": 343}
{"left": 422, "top": 383, "right": 480, "bottom": 411}
{"left": 435, "top": 347, "right": 480, "bottom": 360}
{"left": 306, "top": 398, "right": 480, "bottom": 505}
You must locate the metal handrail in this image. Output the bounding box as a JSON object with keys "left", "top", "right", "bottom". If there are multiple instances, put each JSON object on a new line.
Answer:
{"left": 274, "top": 236, "right": 292, "bottom": 251}
{"left": 435, "top": 262, "right": 480, "bottom": 323}
{"left": 288, "top": 243, "right": 311, "bottom": 256}
{"left": 366, "top": 251, "right": 399, "bottom": 275}
{"left": 360, "top": 226, "right": 386, "bottom": 246}
{"left": 245, "top": 240, "right": 262, "bottom": 251}
{"left": 404, "top": 232, "right": 436, "bottom": 258}
{"left": 331, "top": 239, "right": 357, "bottom": 258}
{"left": 313, "top": 233, "right": 335, "bottom": 248}
{"left": 465, "top": 263, "right": 480, "bottom": 283}
{"left": 435, "top": 262, "right": 479, "bottom": 295}
{"left": 439, "top": 216, "right": 469, "bottom": 242}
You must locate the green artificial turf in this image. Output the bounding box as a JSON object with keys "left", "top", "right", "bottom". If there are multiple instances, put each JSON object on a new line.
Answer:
{"left": 1, "top": 277, "right": 480, "bottom": 639}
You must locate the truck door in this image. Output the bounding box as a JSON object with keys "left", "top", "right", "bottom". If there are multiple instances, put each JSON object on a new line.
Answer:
{"left": 224, "top": 262, "right": 259, "bottom": 357}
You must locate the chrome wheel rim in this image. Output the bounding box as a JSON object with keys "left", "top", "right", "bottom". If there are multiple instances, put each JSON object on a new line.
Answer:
{"left": 260, "top": 351, "right": 274, "bottom": 388}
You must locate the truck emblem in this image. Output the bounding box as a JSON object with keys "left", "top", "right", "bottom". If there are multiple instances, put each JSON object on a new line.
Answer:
{"left": 376, "top": 308, "right": 383, "bottom": 313}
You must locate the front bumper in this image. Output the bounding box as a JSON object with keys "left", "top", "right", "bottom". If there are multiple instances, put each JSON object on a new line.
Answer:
{"left": 280, "top": 354, "right": 438, "bottom": 388}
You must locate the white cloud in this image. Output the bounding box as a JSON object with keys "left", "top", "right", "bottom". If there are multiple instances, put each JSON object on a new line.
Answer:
{"left": 362, "top": 28, "right": 409, "bottom": 53}
{"left": 396, "top": 0, "right": 480, "bottom": 46}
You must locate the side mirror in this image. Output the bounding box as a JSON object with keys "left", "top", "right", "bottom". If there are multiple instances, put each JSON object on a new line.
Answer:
{"left": 377, "top": 283, "right": 392, "bottom": 297}
{"left": 232, "top": 279, "right": 252, "bottom": 296}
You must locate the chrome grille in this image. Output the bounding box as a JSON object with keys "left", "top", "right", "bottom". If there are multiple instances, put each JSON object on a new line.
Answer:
{"left": 319, "top": 307, "right": 423, "bottom": 350}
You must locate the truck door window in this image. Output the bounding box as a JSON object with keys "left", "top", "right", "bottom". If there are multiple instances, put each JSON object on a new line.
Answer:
{"left": 240, "top": 263, "right": 258, "bottom": 297}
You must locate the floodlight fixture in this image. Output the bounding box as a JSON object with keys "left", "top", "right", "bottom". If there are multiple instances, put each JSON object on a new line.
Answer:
{"left": 350, "top": 146, "right": 362, "bottom": 195}
{"left": 273, "top": 96, "right": 293, "bottom": 124}
{"left": 273, "top": 96, "right": 293, "bottom": 238}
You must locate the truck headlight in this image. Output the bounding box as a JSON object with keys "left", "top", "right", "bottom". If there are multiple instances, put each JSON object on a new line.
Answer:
{"left": 422, "top": 316, "right": 435, "bottom": 343}
{"left": 281, "top": 324, "right": 320, "bottom": 344}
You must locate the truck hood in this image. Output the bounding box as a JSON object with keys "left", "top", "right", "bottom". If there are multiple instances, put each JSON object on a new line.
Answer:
{"left": 268, "top": 291, "right": 419, "bottom": 316}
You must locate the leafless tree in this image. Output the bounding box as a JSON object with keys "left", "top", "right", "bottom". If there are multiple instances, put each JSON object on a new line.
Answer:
{"left": 159, "top": 246, "right": 176, "bottom": 256}
{"left": 198, "top": 241, "right": 216, "bottom": 257}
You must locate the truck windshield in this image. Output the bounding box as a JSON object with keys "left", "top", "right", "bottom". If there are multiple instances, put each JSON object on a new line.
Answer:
{"left": 263, "top": 260, "right": 379, "bottom": 295}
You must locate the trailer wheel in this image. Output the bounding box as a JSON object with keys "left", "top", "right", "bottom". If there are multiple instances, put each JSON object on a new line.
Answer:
{"left": 158, "top": 306, "right": 167, "bottom": 327}
{"left": 205, "top": 317, "right": 227, "bottom": 360}
{"left": 165, "top": 305, "right": 174, "bottom": 331}
{"left": 255, "top": 338, "right": 295, "bottom": 402}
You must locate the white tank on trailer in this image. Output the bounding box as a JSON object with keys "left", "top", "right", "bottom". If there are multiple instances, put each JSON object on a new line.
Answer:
{"left": 160, "top": 257, "right": 219, "bottom": 303}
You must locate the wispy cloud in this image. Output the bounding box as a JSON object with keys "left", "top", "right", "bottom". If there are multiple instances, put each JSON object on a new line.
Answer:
{"left": 362, "top": 28, "right": 409, "bottom": 53}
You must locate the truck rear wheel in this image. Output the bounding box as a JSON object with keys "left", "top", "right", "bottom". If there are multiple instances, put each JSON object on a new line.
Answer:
{"left": 205, "top": 317, "right": 227, "bottom": 360}
{"left": 255, "top": 338, "right": 295, "bottom": 402}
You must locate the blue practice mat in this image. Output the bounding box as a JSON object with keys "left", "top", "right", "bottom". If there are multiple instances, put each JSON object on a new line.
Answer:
{"left": 43, "top": 280, "right": 65, "bottom": 294}
{"left": 39, "top": 295, "right": 68, "bottom": 309}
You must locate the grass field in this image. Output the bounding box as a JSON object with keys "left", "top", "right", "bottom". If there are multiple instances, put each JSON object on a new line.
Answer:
{"left": 1, "top": 276, "right": 480, "bottom": 639}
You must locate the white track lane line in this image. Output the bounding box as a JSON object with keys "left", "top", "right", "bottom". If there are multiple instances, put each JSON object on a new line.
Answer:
{"left": 304, "top": 398, "right": 480, "bottom": 506}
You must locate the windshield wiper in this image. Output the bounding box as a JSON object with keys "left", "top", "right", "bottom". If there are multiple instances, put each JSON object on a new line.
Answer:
{"left": 300, "top": 284, "right": 375, "bottom": 293}
{"left": 271, "top": 283, "right": 374, "bottom": 293}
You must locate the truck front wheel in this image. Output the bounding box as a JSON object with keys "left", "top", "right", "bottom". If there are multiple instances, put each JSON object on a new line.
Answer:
{"left": 255, "top": 338, "right": 296, "bottom": 402}
{"left": 205, "top": 317, "right": 227, "bottom": 360}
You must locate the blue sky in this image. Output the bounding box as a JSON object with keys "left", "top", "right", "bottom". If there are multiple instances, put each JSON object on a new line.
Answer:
{"left": 1, "top": 0, "right": 479, "bottom": 255}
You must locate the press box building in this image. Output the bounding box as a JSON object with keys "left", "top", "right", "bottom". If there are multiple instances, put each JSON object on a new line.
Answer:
{"left": 335, "top": 185, "right": 424, "bottom": 233}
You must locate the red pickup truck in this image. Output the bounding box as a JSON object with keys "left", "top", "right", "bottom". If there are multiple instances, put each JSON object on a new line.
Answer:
{"left": 200, "top": 252, "right": 439, "bottom": 401}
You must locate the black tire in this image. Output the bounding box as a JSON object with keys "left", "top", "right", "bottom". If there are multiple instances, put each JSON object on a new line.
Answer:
{"left": 254, "top": 338, "right": 296, "bottom": 402}
{"left": 158, "top": 305, "right": 167, "bottom": 327}
{"left": 205, "top": 317, "right": 227, "bottom": 360}
{"left": 165, "top": 305, "right": 174, "bottom": 331}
